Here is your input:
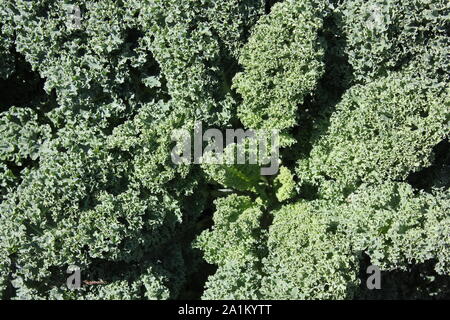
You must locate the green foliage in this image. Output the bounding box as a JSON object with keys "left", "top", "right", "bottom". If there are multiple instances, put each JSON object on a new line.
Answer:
{"left": 0, "top": 1, "right": 208, "bottom": 299}
{"left": 233, "top": 0, "right": 325, "bottom": 138}
{"left": 0, "top": 24, "right": 14, "bottom": 80}
{"left": 0, "top": 0, "right": 15, "bottom": 80}
{"left": 0, "top": 121, "right": 200, "bottom": 299}
{"left": 341, "top": 0, "right": 450, "bottom": 83}
{"left": 140, "top": 0, "right": 265, "bottom": 125}
{"left": 195, "top": 195, "right": 263, "bottom": 267}
{"left": 262, "top": 201, "right": 360, "bottom": 299}
{"left": 197, "top": 182, "right": 449, "bottom": 300}
{"left": 0, "top": 163, "right": 18, "bottom": 201}
{"left": 195, "top": 194, "right": 265, "bottom": 299}
{"left": 201, "top": 139, "right": 267, "bottom": 195}
{"left": 273, "top": 166, "right": 296, "bottom": 202}
{"left": 298, "top": 73, "right": 449, "bottom": 199}
{"left": 0, "top": 0, "right": 448, "bottom": 300}
{"left": 201, "top": 260, "right": 263, "bottom": 300}
{"left": 5, "top": 0, "right": 164, "bottom": 127}
{"left": 0, "top": 107, "right": 51, "bottom": 164}
{"left": 339, "top": 182, "right": 450, "bottom": 276}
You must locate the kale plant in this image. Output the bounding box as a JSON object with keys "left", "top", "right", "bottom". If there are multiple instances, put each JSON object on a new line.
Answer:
{"left": 0, "top": 0, "right": 448, "bottom": 300}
